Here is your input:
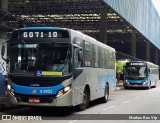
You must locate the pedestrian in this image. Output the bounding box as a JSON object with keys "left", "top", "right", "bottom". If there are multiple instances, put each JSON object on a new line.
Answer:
{"left": 0, "top": 74, "right": 6, "bottom": 97}
{"left": 117, "top": 73, "right": 120, "bottom": 84}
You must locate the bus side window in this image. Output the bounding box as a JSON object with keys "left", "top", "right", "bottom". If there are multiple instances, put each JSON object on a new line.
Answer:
{"left": 84, "top": 41, "right": 91, "bottom": 67}
{"left": 78, "top": 50, "right": 83, "bottom": 67}
{"left": 74, "top": 48, "right": 82, "bottom": 68}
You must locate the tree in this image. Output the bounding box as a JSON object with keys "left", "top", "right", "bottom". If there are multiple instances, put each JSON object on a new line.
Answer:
{"left": 116, "top": 61, "right": 124, "bottom": 74}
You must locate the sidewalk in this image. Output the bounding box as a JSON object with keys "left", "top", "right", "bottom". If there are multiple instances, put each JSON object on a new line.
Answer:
{"left": 116, "top": 80, "right": 124, "bottom": 90}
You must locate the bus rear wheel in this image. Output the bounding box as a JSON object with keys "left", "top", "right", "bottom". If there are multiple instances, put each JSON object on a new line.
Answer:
{"left": 78, "top": 89, "right": 89, "bottom": 111}
{"left": 101, "top": 84, "right": 109, "bottom": 103}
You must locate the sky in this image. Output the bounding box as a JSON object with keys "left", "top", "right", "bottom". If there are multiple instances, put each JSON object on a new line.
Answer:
{"left": 152, "top": 0, "right": 160, "bottom": 15}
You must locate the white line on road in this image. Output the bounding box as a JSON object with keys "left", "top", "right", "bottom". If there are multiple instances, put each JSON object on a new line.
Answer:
{"left": 122, "top": 100, "right": 129, "bottom": 104}
{"left": 103, "top": 106, "right": 116, "bottom": 111}
{"left": 80, "top": 115, "right": 90, "bottom": 120}
{"left": 142, "top": 94, "right": 146, "bottom": 96}
{"left": 134, "top": 96, "right": 140, "bottom": 99}
{"left": 68, "top": 120, "right": 78, "bottom": 123}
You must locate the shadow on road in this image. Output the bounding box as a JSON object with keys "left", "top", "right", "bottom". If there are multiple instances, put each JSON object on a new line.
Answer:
{"left": 124, "top": 86, "right": 155, "bottom": 90}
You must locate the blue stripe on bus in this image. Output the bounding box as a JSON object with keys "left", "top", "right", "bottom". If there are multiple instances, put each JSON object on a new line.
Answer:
{"left": 98, "top": 76, "right": 116, "bottom": 90}
{"left": 126, "top": 78, "right": 147, "bottom": 84}
{"left": 11, "top": 82, "right": 63, "bottom": 95}
{"left": 19, "top": 27, "right": 62, "bottom": 30}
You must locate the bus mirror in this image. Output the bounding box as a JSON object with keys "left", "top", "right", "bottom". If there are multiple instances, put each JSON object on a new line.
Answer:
{"left": 73, "top": 44, "right": 82, "bottom": 50}
{"left": 1, "top": 44, "right": 5, "bottom": 56}
{"left": 1, "top": 44, "right": 9, "bottom": 63}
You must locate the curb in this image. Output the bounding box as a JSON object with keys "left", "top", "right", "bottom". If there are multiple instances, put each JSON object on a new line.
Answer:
{"left": 116, "top": 86, "right": 124, "bottom": 90}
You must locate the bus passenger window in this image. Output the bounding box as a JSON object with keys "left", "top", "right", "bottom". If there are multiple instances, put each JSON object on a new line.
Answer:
{"left": 74, "top": 48, "right": 82, "bottom": 68}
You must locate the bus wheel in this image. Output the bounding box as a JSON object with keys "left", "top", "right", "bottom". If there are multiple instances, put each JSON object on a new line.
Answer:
{"left": 78, "top": 89, "right": 89, "bottom": 111}
{"left": 148, "top": 81, "right": 151, "bottom": 89}
{"left": 0, "top": 104, "right": 5, "bottom": 111}
{"left": 101, "top": 84, "right": 109, "bottom": 103}
{"left": 124, "top": 86, "right": 128, "bottom": 89}
{"left": 153, "top": 82, "right": 157, "bottom": 88}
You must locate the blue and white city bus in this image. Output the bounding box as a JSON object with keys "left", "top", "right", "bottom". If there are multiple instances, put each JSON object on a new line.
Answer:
{"left": 1, "top": 27, "right": 116, "bottom": 111}
{"left": 124, "top": 61, "right": 159, "bottom": 89}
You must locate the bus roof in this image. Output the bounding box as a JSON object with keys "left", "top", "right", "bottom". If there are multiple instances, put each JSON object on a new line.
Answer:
{"left": 127, "top": 61, "right": 159, "bottom": 67}
{"left": 17, "top": 26, "right": 115, "bottom": 52}
{"left": 69, "top": 29, "right": 115, "bottom": 52}
{"left": 19, "top": 26, "right": 63, "bottom": 31}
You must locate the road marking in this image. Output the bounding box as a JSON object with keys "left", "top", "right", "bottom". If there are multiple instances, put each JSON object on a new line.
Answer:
{"left": 103, "top": 106, "right": 116, "bottom": 111}
{"left": 134, "top": 96, "right": 140, "bottom": 99}
{"left": 68, "top": 120, "right": 78, "bottom": 123}
{"left": 80, "top": 115, "right": 90, "bottom": 120}
{"left": 122, "top": 100, "right": 129, "bottom": 104}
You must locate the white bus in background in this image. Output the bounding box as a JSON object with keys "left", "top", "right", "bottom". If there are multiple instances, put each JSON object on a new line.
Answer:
{"left": 1, "top": 27, "right": 116, "bottom": 111}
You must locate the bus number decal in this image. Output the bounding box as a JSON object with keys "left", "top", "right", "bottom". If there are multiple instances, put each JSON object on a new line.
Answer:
{"left": 35, "top": 32, "right": 39, "bottom": 37}
{"left": 23, "top": 31, "right": 58, "bottom": 38}
{"left": 23, "top": 32, "right": 28, "bottom": 37}
{"left": 29, "top": 32, "right": 34, "bottom": 37}
{"left": 40, "top": 89, "right": 53, "bottom": 94}
{"left": 49, "top": 32, "right": 57, "bottom": 37}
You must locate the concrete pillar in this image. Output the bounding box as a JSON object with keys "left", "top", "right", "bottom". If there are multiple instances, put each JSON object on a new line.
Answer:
{"left": 146, "top": 42, "right": 150, "bottom": 62}
{"left": 0, "top": 0, "right": 8, "bottom": 75}
{"left": 131, "top": 29, "right": 136, "bottom": 57}
{"left": 155, "top": 48, "right": 158, "bottom": 65}
{"left": 0, "top": 0, "right": 8, "bottom": 39}
{"left": 99, "top": 5, "right": 107, "bottom": 44}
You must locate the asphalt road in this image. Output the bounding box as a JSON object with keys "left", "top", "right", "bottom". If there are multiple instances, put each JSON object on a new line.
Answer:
{"left": 1, "top": 83, "right": 160, "bottom": 123}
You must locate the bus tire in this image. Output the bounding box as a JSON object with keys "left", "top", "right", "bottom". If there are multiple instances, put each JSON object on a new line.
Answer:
{"left": 153, "top": 82, "right": 157, "bottom": 88}
{"left": 148, "top": 81, "right": 151, "bottom": 89}
{"left": 153, "top": 85, "right": 156, "bottom": 88}
{"left": 101, "top": 84, "right": 109, "bottom": 103}
{"left": 78, "top": 89, "right": 89, "bottom": 111}
{"left": 0, "top": 104, "right": 5, "bottom": 111}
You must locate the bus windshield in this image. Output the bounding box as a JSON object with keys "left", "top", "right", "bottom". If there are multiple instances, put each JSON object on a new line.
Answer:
{"left": 10, "top": 43, "right": 72, "bottom": 76}
{"left": 125, "top": 66, "right": 147, "bottom": 80}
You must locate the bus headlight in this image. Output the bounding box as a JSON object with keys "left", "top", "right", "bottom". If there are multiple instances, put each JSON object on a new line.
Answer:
{"left": 7, "top": 84, "right": 11, "bottom": 91}
{"left": 125, "top": 80, "right": 129, "bottom": 84}
{"left": 7, "top": 84, "right": 15, "bottom": 95}
{"left": 64, "top": 86, "right": 71, "bottom": 93}
{"left": 143, "top": 80, "right": 148, "bottom": 85}
{"left": 56, "top": 85, "right": 71, "bottom": 98}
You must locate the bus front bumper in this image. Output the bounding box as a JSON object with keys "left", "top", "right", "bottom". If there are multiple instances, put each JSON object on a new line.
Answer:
{"left": 124, "top": 81, "right": 149, "bottom": 88}
{"left": 7, "top": 89, "right": 73, "bottom": 107}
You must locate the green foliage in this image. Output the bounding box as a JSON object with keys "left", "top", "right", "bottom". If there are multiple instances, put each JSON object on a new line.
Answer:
{"left": 116, "top": 61, "right": 124, "bottom": 74}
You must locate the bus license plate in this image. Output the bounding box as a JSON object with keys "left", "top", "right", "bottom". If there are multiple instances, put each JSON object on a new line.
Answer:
{"left": 29, "top": 98, "right": 40, "bottom": 103}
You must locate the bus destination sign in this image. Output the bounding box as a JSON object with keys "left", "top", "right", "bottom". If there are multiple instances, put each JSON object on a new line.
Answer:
{"left": 130, "top": 62, "right": 146, "bottom": 66}
{"left": 19, "top": 30, "right": 69, "bottom": 38}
